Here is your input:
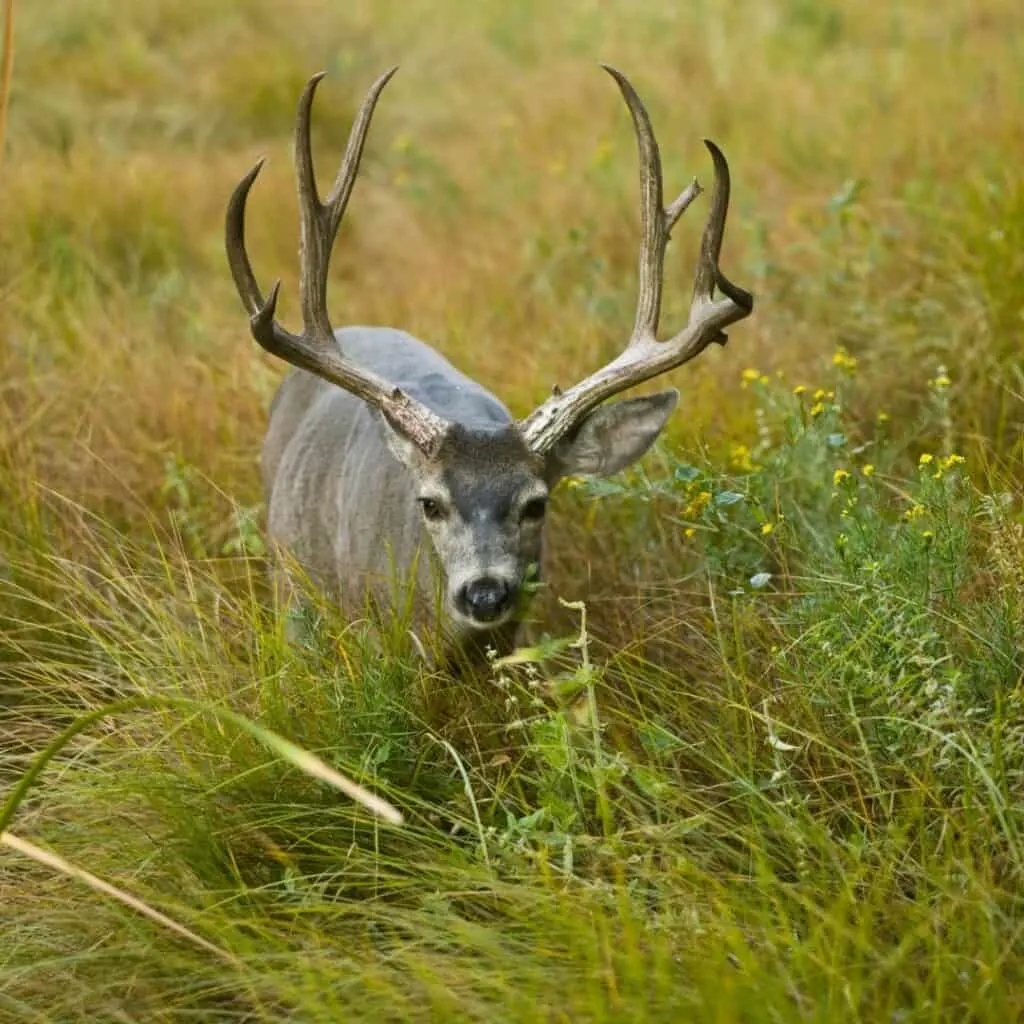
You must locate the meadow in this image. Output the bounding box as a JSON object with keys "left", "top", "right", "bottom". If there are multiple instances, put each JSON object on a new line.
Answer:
{"left": 1, "top": 0, "right": 1023, "bottom": 1020}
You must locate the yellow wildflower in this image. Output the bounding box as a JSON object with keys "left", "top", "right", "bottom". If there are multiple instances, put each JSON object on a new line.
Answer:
{"left": 832, "top": 348, "right": 858, "bottom": 373}
{"left": 684, "top": 491, "right": 712, "bottom": 518}
{"left": 919, "top": 453, "right": 934, "bottom": 467}
{"left": 810, "top": 402, "right": 825, "bottom": 418}
{"left": 761, "top": 522, "right": 774, "bottom": 536}
{"left": 862, "top": 464, "right": 875, "bottom": 477}
{"left": 684, "top": 527, "right": 696, "bottom": 539}
{"left": 793, "top": 385, "right": 807, "bottom": 396}
{"left": 833, "top": 469, "right": 851, "bottom": 486}
{"left": 730, "top": 444, "right": 755, "bottom": 472}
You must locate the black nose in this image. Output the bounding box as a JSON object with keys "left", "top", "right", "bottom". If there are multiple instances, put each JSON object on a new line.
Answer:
{"left": 460, "top": 577, "right": 512, "bottom": 622}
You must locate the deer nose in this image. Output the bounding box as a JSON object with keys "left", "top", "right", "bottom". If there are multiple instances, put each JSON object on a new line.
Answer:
{"left": 460, "top": 577, "right": 512, "bottom": 623}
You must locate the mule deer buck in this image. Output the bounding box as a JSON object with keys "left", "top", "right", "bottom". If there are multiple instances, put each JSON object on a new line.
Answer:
{"left": 225, "top": 65, "right": 753, "bottom": 668}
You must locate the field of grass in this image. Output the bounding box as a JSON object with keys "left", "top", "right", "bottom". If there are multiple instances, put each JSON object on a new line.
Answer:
{"left": 2, "top": 0, "right": 1023, "bottom": 1020}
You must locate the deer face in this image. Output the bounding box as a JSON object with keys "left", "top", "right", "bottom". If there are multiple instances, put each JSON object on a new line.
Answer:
{"left": 383, "top": 424, "right": 546, "bottom": 632}
{"left": 382, "top": 392, "right": 679, "bottom": 634}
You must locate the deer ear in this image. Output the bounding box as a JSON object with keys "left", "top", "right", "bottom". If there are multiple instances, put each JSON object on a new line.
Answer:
{"left": 549, "top": 389, "right": 678, "bottom": 480}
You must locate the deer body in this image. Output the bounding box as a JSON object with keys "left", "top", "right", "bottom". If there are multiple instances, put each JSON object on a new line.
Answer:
{"left": 226, "top": 66, "right": 753, "bottom": 666}
{"left": 262, "top": 328, "right": 534, "bottom": 657}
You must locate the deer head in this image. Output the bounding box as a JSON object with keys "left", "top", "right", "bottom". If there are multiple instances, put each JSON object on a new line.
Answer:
{"left": 225, "top": 66, "right": 752, "bottom": 637}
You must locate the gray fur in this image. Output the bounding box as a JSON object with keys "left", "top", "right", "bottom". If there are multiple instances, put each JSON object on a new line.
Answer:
{"left": 262, "top": 325, "right": 678, "bottom": 664}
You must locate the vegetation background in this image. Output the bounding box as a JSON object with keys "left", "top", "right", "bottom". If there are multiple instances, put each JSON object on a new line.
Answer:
{"left": 1, "top": 0, "right": 1022, "bottom": 1020}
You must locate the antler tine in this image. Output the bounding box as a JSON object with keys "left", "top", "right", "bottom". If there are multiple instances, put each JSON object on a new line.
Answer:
{"left": 603, "top": 65, "right": 665, "bottom": 343}
{"left": 225, "top": 157, "right": 270, "bottom": 317}
{"left": 602, "top": 65, "right": 703, "bottom": 344}
{"left": 519, "top": 66, "right": 753, "bottom": 456}
{"left": 224, "top": 69, "right": 450, "bottom": 456}
{"left": 295, "top": 67, "right": 398, "bottom": 341}
{"left": 689, "top": 139, "right": 753, "bottom": 324}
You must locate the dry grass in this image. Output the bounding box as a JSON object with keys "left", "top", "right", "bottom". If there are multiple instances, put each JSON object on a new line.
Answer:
{"left": 2, "top": 1, "right": 1023, "bottom": 1020}
{"left": 3, "top": 0, "right": 1022, "bottom": 519}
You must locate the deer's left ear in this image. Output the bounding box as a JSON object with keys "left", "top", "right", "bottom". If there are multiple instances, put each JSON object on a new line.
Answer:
{"left": 548, "top": 389, "right": 679, "bottom": 480}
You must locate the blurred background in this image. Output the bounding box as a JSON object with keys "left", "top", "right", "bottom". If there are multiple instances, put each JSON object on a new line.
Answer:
{"left": 2, "top": 0, "right": 1021, "bottom": 520}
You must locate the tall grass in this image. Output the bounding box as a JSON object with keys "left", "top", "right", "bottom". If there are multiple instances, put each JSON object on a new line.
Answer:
{"left": 2, "top": 0, "right": 1023, "bottom": 1020}
{"left": 0, "top": 0, "right": 14, "bottom": 172}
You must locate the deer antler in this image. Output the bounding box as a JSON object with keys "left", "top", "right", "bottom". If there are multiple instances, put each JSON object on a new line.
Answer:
{"left": 225, "top": 69, "right": 449, "bottom": 455}
{"left": 520, "top": 65, "right": 753, "bottom": 455}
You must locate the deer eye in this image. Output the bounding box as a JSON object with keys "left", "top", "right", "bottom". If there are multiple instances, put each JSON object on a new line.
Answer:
{"left": 521, "top": 497, "right": 548, "bottom": 522}
{"left": 418, "top": 497, "right": 447, "bottom": 522}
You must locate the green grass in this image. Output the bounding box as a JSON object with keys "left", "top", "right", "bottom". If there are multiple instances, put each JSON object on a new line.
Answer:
{"left": 2, "top": 0, "right": 1023, "bottom": 1020}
